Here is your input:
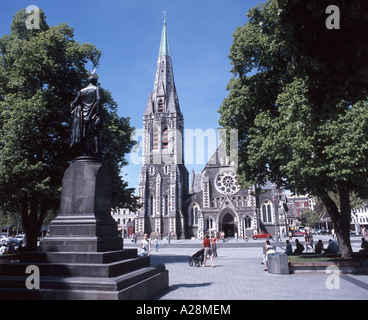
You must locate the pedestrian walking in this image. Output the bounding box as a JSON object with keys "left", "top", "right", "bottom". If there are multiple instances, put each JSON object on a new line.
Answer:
{"left": 154, "top": 237, "right": 159, "bottom": 252}
{"left": 211, "top": 233, "right": 218, "bottom": 257}
{"left": 277, "top": 231, "right": 281, "bottom": 243}
{"left": 309, "top": 233, "right": 314, "bottom": 249}
{"left": 139, "top": 233, "right": 151, "bottom": 256}
{"left": 362, "top": 227, "right": 367, "bottom": 240}
{"left": 305, "top": 230, "right": 310, "bottom": 251}
{"left": 263, "top": 240, "right": 275, "bottom": 271}
{"left": 202, "top": 234, "right": 215, "bottom": 268}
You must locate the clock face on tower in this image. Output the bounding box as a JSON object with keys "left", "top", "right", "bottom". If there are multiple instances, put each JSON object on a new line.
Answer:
{"left": 215, "top": 169, "right": 239, "bottom": 195}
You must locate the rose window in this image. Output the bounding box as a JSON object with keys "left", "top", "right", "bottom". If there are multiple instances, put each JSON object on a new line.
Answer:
{"left": 215, "top": 170, "right": 239, "bottom": 195}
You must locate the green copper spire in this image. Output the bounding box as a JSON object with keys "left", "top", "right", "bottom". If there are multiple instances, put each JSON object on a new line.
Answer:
{"left": 159, "top": 13, "right": 170, "bottom": 57}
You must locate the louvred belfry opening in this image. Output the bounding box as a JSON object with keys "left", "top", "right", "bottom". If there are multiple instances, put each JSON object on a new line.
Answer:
{"left": 158, "top": 99, "right": 164, "bottom": 112}
{"left": 152, "top": 126, "right": 159, "bottom": 150}
{"left": 162, "top": 128, "right": 168, "bottom": 149}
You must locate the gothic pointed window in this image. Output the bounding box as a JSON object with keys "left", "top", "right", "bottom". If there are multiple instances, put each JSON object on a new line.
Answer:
{"left": 189, "top": 204, "right": 199, "bottom": 226}
{"left": 162, "top": 127, "right": 168, "bottom": 149}
{"left": 262, "top": 200, "right": 273, "bottom": 223}
{"left": 194, "top": 207, "right": 198, "bottom": 225}
{"left": 244, "top": 216, "right": 252, "bottom": 229}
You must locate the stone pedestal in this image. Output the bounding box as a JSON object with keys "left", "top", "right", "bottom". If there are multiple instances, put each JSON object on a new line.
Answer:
{"left": 0, "top": 157, "right": 169, "bottom": 300}
{"left": 41, "top": 156, "right": 123, "bottom": 253}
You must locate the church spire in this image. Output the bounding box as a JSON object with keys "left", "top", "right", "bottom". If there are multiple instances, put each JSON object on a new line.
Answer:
{"left": 144, "top": 14, "right": 182, "bottom": 117}
{"left": 138, "top": 14, "right": 189, "bottom": 240}
{"left": 159, "top": 12, "right": 170, "bottom": 57}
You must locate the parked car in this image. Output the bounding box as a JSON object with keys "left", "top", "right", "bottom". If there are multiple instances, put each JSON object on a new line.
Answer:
{"left": 292, "top": 230, "right": 305, "bottom": 237}
{"left": 252, "top": 231, "right": 273, "bottom": 240}
{"left": 319, "top": 229, "right": 330, "bottom": 235}
{"left": 13, "top": 234, "right": 25, "bottom": 242}
{"left": 1, "top": 236, "right": 7, "bottom": 244}
{"left": 7, "top": 237, "right": 21, "bottom": 245}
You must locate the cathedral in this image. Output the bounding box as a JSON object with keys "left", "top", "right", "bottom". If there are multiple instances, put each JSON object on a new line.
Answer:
{"left": 135, "top": 18, "right": 285, "bottom": 239}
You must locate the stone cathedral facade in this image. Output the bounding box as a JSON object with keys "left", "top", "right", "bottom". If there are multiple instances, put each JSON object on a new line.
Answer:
{"left": 136, "top": 18, "right": 284, "bottom": 239}
{"left": 136, "top": 17, "right": 189, "bottom": 239}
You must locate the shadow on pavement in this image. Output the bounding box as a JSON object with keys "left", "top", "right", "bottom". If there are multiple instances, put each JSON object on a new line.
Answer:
{"left": 150, "top": 254, "right": 190, "bottom": 265}
{"left": 155, "top": 282, "right": 213, "bottom": 299}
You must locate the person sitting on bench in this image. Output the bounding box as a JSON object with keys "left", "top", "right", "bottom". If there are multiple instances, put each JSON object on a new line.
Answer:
{"left": 359, "top": 238, "right": 368, "bottom": 253}
{"left": 324, "top": 239, "right": 339, "bottom": 254}
{"left": 293, "top": 239, "right": 304, "bottom": 254}
{"left": 314, "top": 239, "right": 324, "bottom": 254}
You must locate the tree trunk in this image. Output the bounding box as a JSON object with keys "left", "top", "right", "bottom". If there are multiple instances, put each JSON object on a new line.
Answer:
{"left": 336, "top": 183, "right": 353, "bottom": 256}
{"left": 21, "top": 194, "right": 48, "bottom": 252}
{"left": 320, "top": 186, "right": 352, "bottom": 257}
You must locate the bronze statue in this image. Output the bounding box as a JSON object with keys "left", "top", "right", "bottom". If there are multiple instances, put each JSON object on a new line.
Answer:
{"left": 70, "top": 70, "right": 102, "bottom": 156}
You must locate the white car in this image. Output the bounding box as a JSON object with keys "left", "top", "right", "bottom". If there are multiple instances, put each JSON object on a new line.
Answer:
{"left": 1, "top": 236, "right": 8, "bottom": 244}
{"left": 14, "top": 234, "right": 25, "bottom": 241}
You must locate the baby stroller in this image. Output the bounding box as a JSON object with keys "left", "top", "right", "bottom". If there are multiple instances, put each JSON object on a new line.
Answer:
{"left": 188, "top": 248, "right": 204, "bottom": 267}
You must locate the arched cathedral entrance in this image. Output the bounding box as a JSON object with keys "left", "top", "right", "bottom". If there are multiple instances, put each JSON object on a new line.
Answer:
{"left": 220, "top": 212, "right": 238, "bottom": 237}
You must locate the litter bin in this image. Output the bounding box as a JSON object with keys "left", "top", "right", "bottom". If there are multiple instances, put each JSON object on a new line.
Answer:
{"left": 268, "top": 253, "right": 289, "bottom": 274}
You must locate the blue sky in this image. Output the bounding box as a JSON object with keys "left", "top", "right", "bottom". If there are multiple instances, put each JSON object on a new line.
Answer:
{"left": 0, "top": 0, "right": 260, "bottom": 193}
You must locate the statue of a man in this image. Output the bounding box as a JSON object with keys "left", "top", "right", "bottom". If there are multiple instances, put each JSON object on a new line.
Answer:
{"left": 70, "top": 70, "right": 102, "bottom": 156}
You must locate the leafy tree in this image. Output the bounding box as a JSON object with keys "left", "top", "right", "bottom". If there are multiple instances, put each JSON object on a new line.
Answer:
{"left": 278, "top": 0, "right": 368, "bottom": 120}
{"left": 218, "top": 0, "right": 368, "bottom": 256}
{"left": 298, "top": 210, "right": 320, "bottom": 229}
{"left": 0, "top": 9, "right": 138, "bottom": 251}
{"left": 314, "top": 192, "right": 368, "bottom": 218}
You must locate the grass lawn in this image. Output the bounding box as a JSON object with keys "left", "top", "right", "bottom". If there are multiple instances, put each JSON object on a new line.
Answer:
{"left": 288, "top": 253, "right": 368, "bottom": 262}
{"left": 288, "top": 254, "right": 339, "bottom": 262}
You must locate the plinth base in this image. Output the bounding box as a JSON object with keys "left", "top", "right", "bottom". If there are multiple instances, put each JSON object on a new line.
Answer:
{"left": 0, "top": 157, "right": 168, "bottom": 300}
{"left": 0, "top": 249, "right": 168, "bottom": 300}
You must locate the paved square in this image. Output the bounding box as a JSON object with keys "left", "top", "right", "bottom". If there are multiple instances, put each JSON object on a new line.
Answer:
{"left": 146, "top": 241, "right": 368, "bottom": 300}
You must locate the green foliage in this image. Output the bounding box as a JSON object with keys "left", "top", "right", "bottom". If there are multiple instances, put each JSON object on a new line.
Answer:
{"left": 0, "top": 9, "right": 138, "bottom": 247}
{"left": 219, "top": 0, "right": 292, "bottom": 188}
{"left": 278, "top": 0, "right": 368, "bottom": 119}
{"left": 298, "top": 209, "right": 320, "bottom": 228}
{"left": 218, "top": 0, "right": 368, "bottom": 255}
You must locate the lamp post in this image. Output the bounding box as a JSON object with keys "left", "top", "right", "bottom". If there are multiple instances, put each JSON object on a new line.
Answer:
{"left": 254, "top": 184, "right": 261, "bottom": 234}
{"left": 272, "top": 184, "right": 278, "bottom": 243}
{"left": 283, "top": 201, "right": 289, "bottom": 238}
